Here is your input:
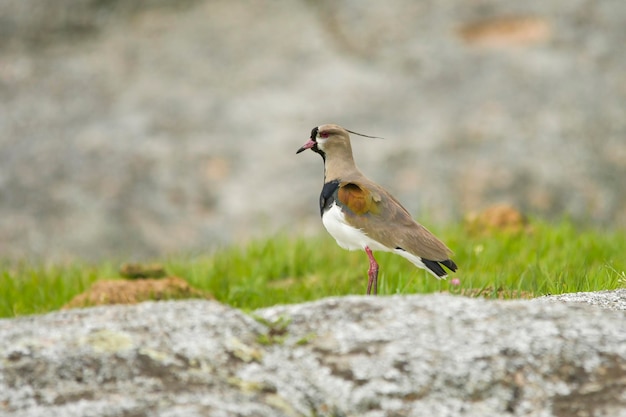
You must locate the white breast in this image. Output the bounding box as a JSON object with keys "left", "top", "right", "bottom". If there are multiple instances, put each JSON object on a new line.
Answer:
{"left": 321, "top": 203, "right": 389, "bottom": 252}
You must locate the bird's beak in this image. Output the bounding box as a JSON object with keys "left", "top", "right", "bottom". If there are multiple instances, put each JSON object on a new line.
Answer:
{"left": 296, "top": 139, "right": 316, "bottom": 154}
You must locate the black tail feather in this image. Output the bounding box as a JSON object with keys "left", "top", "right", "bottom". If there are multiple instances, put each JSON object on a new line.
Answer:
{"left": 440, "top": 259, "right": 458, "bottom": 272}
{"left": 422, "top": 258, "right": 458, "bottom": 278}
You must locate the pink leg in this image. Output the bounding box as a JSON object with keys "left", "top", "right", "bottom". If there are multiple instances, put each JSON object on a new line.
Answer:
{"left": 364, "top": 246, "right": 379, "bottom": 295}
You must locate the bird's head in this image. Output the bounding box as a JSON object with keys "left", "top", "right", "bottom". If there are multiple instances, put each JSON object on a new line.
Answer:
{"left": 296, "top": 124, "right": 352, "bottom": 159}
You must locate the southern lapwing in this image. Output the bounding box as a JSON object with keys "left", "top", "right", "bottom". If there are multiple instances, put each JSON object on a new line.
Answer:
{"left": 296, "top": 124, "right": 457, "bottom": 295}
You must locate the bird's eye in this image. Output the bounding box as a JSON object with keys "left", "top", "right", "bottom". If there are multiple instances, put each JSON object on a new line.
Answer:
{"left": 319, "top": 131, "right": 329, "bottom": 139}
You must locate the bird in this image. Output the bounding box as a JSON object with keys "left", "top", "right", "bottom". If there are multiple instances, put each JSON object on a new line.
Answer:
{"left": 296, "top": 123, "right": 457, "bottom": 295}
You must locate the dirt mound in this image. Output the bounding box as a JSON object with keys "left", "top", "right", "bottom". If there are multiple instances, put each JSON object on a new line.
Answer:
{"left": 464, "top": 204, "right": 529, "bottom": 235}
{"left": 63, "top": 276, "right": 212, "bottom": 309}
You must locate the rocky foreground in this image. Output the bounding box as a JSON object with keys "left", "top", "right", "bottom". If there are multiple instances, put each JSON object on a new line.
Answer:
{"left": 1, "top": 291, "right": 625, "bottom": 417}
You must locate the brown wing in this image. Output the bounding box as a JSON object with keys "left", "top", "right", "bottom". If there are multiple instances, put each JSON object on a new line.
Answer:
{"left": 338, "top": 180, "right": 452, "bottom": 261}
{"left": 337, "top": 182, "right": 381, "bottom": 215}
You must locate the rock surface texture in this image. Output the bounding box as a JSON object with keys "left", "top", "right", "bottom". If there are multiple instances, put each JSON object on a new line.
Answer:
{"left": 1, "top": 292, "right": 625, "bottom": 417}
{"left": 1, "top": 0, "right": 625, "bottom": 260}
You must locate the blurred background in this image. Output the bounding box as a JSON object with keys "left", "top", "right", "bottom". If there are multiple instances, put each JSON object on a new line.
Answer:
{"left": 0, "top": 0, "right": 624, "bottom": 261}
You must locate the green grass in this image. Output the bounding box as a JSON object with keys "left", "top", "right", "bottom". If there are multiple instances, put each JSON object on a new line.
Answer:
{"left": 1, "top": 219, "right": 625, "bottom": 318}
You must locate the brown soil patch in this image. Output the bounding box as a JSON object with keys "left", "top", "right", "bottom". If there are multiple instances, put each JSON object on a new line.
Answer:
{"left": 63, "top": 276, "right": 213, "bottom": 309}
{"left": 464, "top": 203, "right": 530, "bottom": 235}
{"left": 443, "top": 287, "right": 535, "bottom": 300}
{"left": 458, "top": 16, "right": 551, "bottom": 47}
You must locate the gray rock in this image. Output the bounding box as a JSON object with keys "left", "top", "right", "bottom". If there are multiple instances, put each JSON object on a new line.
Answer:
{"left": 2, "top": 293, "right": 625, "bottom": 416}
{"left": 1, "top": 0, "right": 625, "bottom": 260}
{"left": 537, "top": 289, "right": 626, "bottom": 311}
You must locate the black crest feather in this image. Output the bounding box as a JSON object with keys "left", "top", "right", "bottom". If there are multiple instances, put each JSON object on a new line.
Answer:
{"left": 345, "top": 128, "right": 384, "bottom": 140}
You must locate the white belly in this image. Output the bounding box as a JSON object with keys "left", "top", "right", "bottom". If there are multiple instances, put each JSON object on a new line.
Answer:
{"left": 321, "top": 203, "right": 389, "bottom": 252}
{"left": 321, "top": 203, "right": 443, "bottom": 279}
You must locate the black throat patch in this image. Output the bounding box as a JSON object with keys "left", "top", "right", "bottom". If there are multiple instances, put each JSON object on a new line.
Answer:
{"left": 319, "top": 180, "right": 340, "bottom": 217}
